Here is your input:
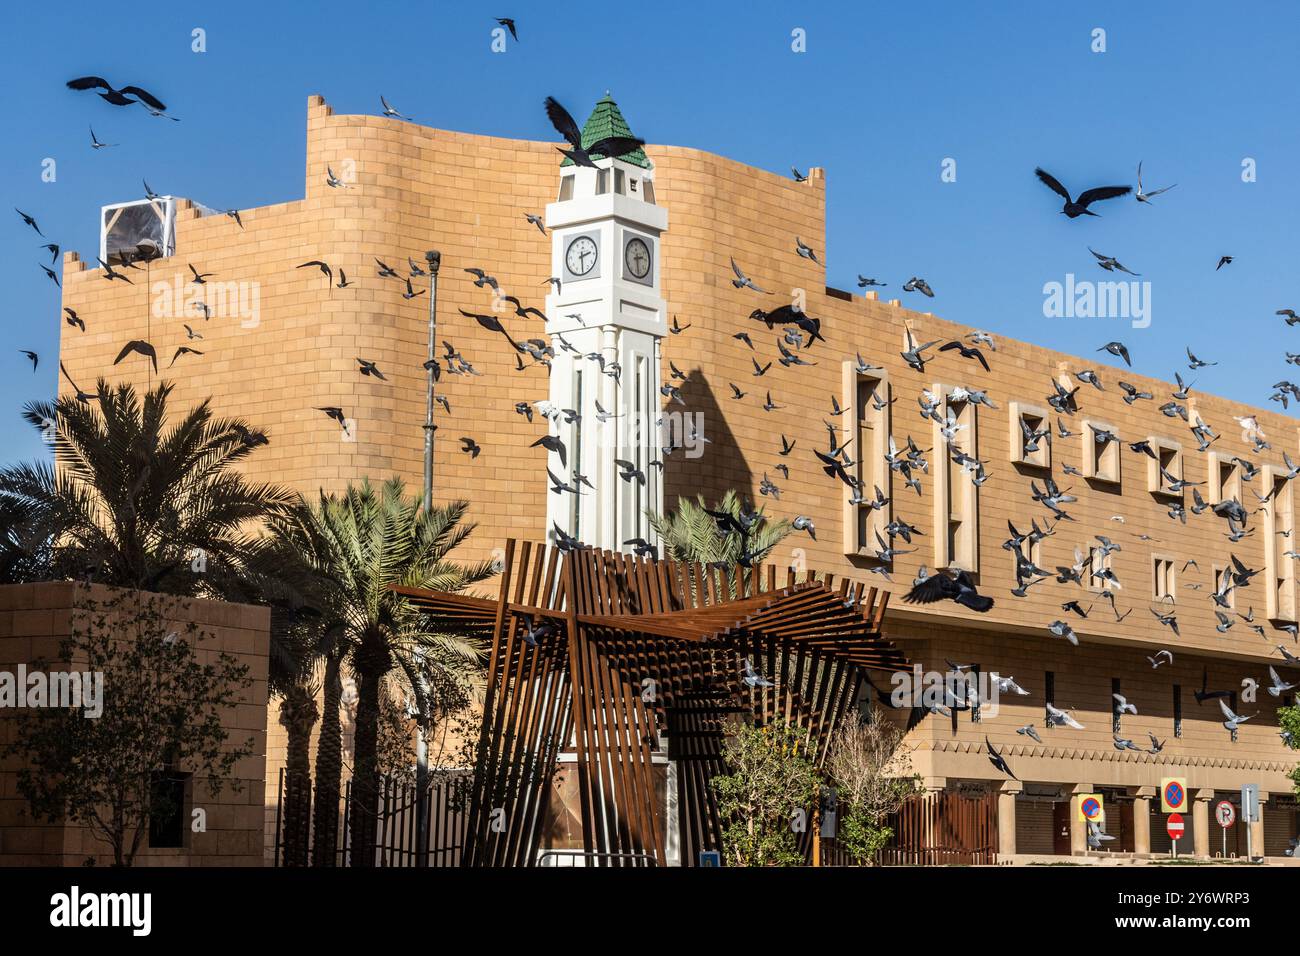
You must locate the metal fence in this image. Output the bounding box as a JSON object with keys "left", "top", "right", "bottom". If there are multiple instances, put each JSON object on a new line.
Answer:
{"left": 273, "top": 767, "right": 471, "bottom": 867}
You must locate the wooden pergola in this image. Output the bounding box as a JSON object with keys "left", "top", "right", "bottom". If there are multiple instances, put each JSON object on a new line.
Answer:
{"left": 395, "top": 539, "right": 908, "bottom": 867}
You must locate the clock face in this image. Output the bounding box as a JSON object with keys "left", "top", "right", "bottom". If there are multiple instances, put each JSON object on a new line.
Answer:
{"left": 624, "top": 237, "right": 651, "bottom": 279}
{"left": 565, "top": 236, "right": 598, "bottom": 277}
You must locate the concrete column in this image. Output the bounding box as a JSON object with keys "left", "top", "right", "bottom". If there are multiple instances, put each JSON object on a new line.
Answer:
{"left": 1132, "top": 786, "right": 1155, "bottom": 857}
{"left": 1249, "top": 792, "right": 1268, "bottom": 860}
{"left": 1192, "top": 788, "right": 1214, "bottom": 859}
{"left": 997, "top": 781, "right": 1022, "bottom": 858}
{"left": 1069, "top": 784, "right": 1093, "bottom": 856}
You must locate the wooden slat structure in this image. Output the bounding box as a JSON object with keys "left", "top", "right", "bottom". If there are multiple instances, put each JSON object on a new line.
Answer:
{"left": 396, "top": 539, "right": 908, "bottom": 867}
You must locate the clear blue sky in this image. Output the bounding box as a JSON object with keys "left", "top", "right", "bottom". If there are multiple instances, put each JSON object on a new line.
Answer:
{"left": 2, "top": 0, "right": 1296, "bottom": 466}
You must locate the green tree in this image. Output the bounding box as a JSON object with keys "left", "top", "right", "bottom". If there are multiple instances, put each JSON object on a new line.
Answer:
{"left": 7, "top": 588, "right": 254, "bottom": 867}
{"left": 285, "top": 478, "right": 495, "bottom": 866}
{"left": 711, "top": 719, "right": 820, "bottom": 866}
{"left": 1281, "top": 705, "right": 1300, "bottom": 796}
{"left": 826, "top": 707, "right": 921, "bottom": 865}
{"left": 0, "top": 379, "right": 299, "bottom": 593}
{"left": 648, "top": 490, "right": 792, "bottom": 594}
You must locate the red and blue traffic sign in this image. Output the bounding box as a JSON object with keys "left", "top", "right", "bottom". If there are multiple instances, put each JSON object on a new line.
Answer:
{"left": 1163, "top": 780, "right": 1185, "bottom": 811}
{"left": 1081, "top": 796, "right": 1102, "bottom": 820}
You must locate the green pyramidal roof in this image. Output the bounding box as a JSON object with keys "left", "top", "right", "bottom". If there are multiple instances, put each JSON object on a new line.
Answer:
{"left": 560, "top": 93, "right": 650, "bottom": 169}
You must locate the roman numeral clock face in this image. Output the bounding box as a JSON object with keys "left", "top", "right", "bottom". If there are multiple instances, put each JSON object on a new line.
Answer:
{"left": 565, "top": 235, "right": 598, "bottom": 276}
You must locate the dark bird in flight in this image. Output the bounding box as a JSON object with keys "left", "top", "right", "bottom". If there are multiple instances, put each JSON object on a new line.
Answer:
{"left": 524, "top": 213, "right": 546, "bottom": 234}
{"left": 169, "top": 346, "right": 203, "bottom": 367}
{"left": 1216, "top": 255, "right": 1233, "bottom": 270}
{"left": 316, "top": 407, "right": 348, "bottom": 428}
{"left": 59, "top": 362, "right": 96, "bottom": 403}
{"left": 66, "top": 76, "right": 167, "bottom": 112}
{"left": 544, "top": 97, "right": 645, "bottom": 168}
{"left": 496, "top": 17, "right": 518, "bottom": 41}
{"left": 938, "top": 340, "right": 990, "bottom": 372}
{"left": 985, "top": 737, "right": 1016, "bottom": 779}
{"left": 19, "top": 350, "right": 38, "bottom": 371}
{"left": 188, "top": 263, "right": 214, "bottom": 285}
{"left": 902, "top": 276, "right": 934, "bottom": 297}
{"left": 460, "top": 437, "right": 482, "bottom": 458}
{"left": 1097, "top": 341, "right": 1131, "bottom": 366}
{"left": 40, "top": 264, "right": 60, "bottom": 287}
{"left": 670, "top": 315, "right": 691, "bottom": 335}
{"left": 42, "top": 243, "right": 59, "bottom": 263}
{"left": 356, "top": 358, "right": 386, "bottom": 380}
{"left": 298, "top": 260, "right": 333, "bottom": 283}
{"left": 113, "top": 340, "right": 157, "bottom": 373}
{"left": 89, "top": 127, "right": 116, "bottom": 150}
{"left": 1034, "top": 167, "right": 1131, "bottom": 217}
{"left": 64, "top": 308, "right": 85, "bottom": 331}
{"left": 15, "top": 208, "right": 42, "bottom": 236}
{"left": 98, "top": 258, "right": 133, "bottom": 283}
{"left": 791, "top": 167, "right": 807, "bottom": 182}
{"left": 903, "top": 569, "right": 994, "bottom": 612}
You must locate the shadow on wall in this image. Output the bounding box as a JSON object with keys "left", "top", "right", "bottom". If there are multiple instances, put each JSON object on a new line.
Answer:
{"left": 662, "top": 367, "right": 754, "bottom": 514}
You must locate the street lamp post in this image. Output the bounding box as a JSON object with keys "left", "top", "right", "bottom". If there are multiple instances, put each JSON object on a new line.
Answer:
{"left": 415, "top": 249, "right": 441, "bottom": 866}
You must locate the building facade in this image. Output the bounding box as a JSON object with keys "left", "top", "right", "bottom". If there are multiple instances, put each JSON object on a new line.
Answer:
{"left": 57, "top": 94, "right": 1299, "bottom": 861}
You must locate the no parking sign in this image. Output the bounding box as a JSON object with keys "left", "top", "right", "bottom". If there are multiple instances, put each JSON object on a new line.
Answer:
{"left": 1161, "top": 777, "right": 1187, "bottom": 813}
{"left": 1076, "top": 793, "right": 1105, "bottom": 824}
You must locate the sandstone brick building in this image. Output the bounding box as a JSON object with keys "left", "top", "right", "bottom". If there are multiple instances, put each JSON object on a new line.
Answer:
{"left": 56, "top": 94, "right": 1300, "bottom": 862}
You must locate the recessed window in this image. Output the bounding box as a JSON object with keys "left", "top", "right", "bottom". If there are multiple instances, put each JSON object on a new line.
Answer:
{"left": 1083, "top": 420, "right": 1120, "bottom": 485}
{"left": 558, "top": 175, "right": 574, "bottom": 202}
{"left": 1009, "top": 401, "right": 1050, "bottom": 469}
{"left": 1147, "top": 437, "right": 1183, "bottom": 497}
{"left": 1153, "top": 555, "right": 1176, "bottom": 601}
{"left": 642, "top": 179, "right": 656, "bottom": 205}
{"left": 1210, "top": 454, "right": 1241, "bottom": 504}
{"left": 148, "top": 770, "right": 190, "bottom": 848}
{"left": 1265, "top": 468, "right": 1296, "bottom": 622}
{"left": 614, "top": 168, "right": 626, "bottom": 194}
{"left": 933, "top": 386, "right": 979, "bottom": 571}
{"left": 1088, "top": 546, "right": 1114, "bottom": 592}
{"left": 842, "top": 363, "right": 890, "bottom": 559}
{"left": 596, "top": 169, "right": 610, "bottom": 194}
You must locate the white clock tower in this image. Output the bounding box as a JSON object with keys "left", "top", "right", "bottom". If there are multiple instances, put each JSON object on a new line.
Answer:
{"left": 543, "top": 94, "right": 669, "bottom": 553}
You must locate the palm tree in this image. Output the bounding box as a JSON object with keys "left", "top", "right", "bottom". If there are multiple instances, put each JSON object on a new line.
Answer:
{"left": 0, "top": 379, "right": 299, "bottom": 594}
{"left": 291, "top": 478, "right": 496, "bottom": 866}
{"left": 649, "top": 490, "right": 792, "bottom": 594}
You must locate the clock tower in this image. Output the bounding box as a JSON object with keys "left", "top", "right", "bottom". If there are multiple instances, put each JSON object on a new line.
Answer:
{"left": 543, "top": 94, "right": 669, "bottom": 553}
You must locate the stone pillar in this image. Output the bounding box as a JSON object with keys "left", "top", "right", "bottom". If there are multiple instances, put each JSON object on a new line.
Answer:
{"left": 1249, "top": 792, "right": 1268, "bottom": 860}
{"left": 997, "top": 781, "right": 1022, "bottom": 858}
{"left": 1132, "top": 786, "right": 1155, "bottom": 857}
{"left": 1070, "top": 784, "right": 1093, "bottom": 856}
{"left": 1192, "top": 788, "right": 1214, "bottom": 859}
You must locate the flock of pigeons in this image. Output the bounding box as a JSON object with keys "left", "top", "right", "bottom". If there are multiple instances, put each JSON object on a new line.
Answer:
{"left": 11, "top": 41, "right": 1298, "bottom": 799}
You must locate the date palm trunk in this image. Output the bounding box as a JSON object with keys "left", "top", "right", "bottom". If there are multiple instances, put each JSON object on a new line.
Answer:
{"left": 311, "top": 651, "right": 344, "bottom": 866}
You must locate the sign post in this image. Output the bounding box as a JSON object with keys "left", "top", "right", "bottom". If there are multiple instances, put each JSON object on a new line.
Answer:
{"left": 1242, "top": 784, "right": 1260, "bottom": 861}
{"left": 1216, "top": 800, "right": 1236, "bottom": 858}
{"left": 1167, "top": 813, "right": 1185, "bottom": 858}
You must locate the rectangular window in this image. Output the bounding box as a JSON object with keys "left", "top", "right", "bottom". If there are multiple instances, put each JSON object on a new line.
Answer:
{"left": 1148, "top": 437, "right": 1183, "bottom": 497}
{"left": 596, "top": 168, "right": 610, "bottom": 194}
{"left": 1213, "top": 564, "right": 1235, "bottom": 610}
{"left": 642, "top": 179, "right": 656, "bottom": 205}
{"left": 1082, "top": 420, "right": 1120, "bottom": 485}
{"left": 558, "top": 175, "right": 575, "bottom": 202}
{"left": 1088, "top": 546, "right": 1114, "bottom": 592}
{"left": 614, "top": 168, "right": 626, "bottom": 194}
{"left": 842, "top": 363, "right": 891, "bottom": 558}
{"left": 933, "top": 385, "right": 979, "bottom": 571}
{"left": 1173, "top": 684, "right": 1182, "bottom": 738}
{"left": 1009, "top": 401, "right": 1051, "bottom": 469}
{"left": 1111, "top": 677, "right": 1122, "bottom": 735}
{"left": 1044, "top": 671, "right": 1056, "bottom": 728}
{"left": 148, "top": 770, "right": 190, "bottom": 849}
{"left": 1265, "top": 468, "right": 1296, "bottom": 621}
{"left": 1153, "top": 555, "right": 1176, "bottom": 602}
{"left": 1209, "top": 453, "right": 1241, "bottom": 504}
